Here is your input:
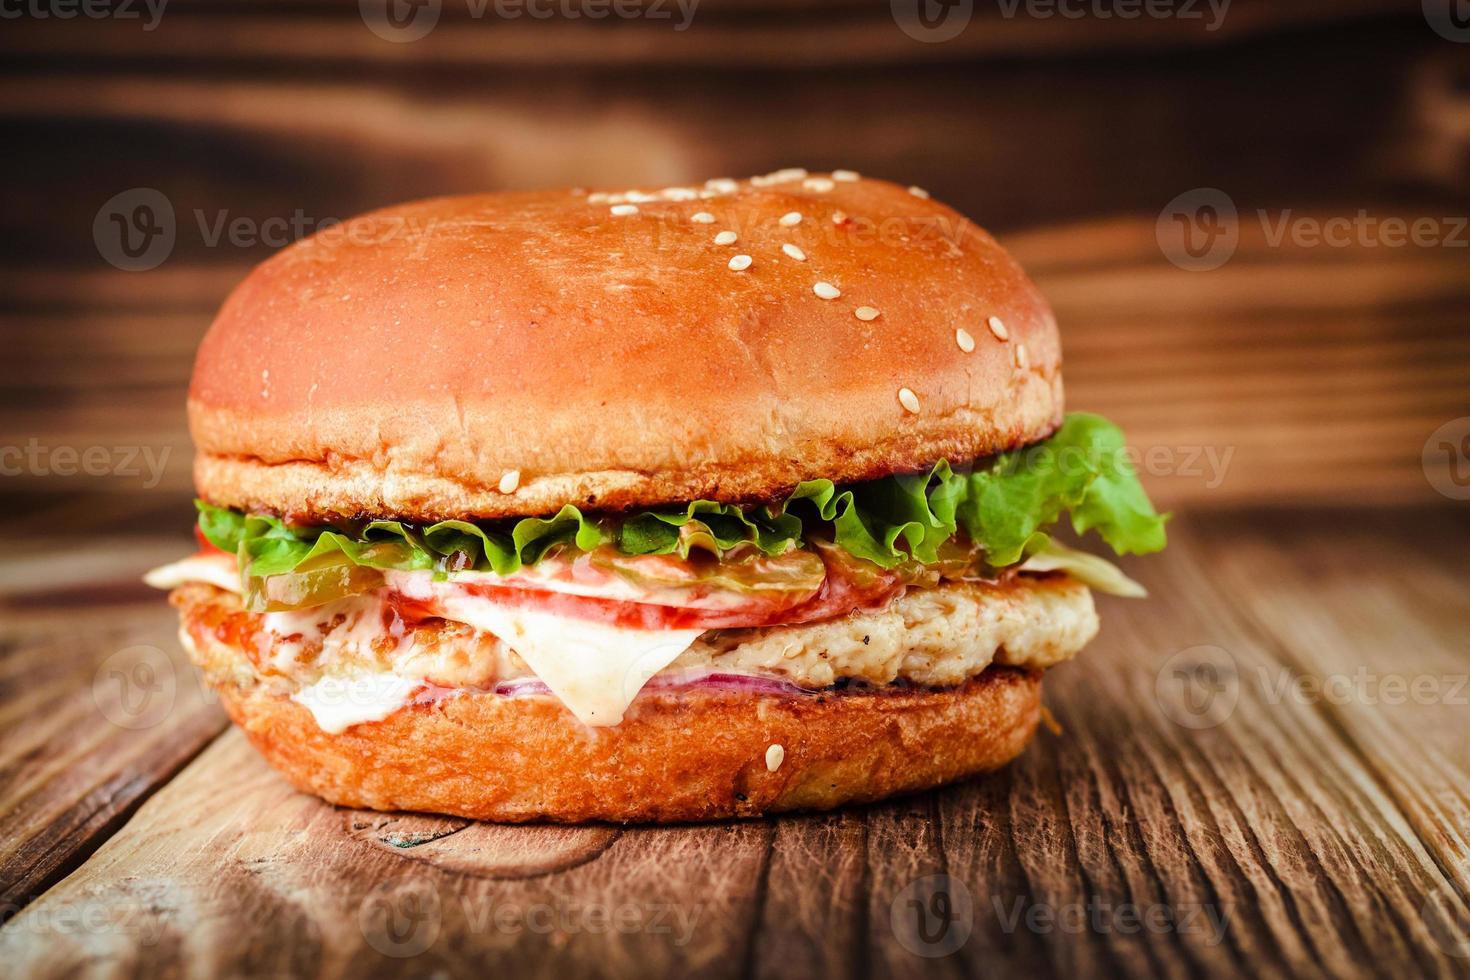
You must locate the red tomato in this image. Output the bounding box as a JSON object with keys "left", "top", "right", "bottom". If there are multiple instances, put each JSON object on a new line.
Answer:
{"left": 455, "top": 548, "right": 904, "bottom": 631}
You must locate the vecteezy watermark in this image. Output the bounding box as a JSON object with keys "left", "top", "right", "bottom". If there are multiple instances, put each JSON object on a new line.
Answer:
{"left": 1256, "top": 666, "right": 1468, "bottom": 708}
{"left": 995, "top": 0, "right": 1228, "bottom": 30}
{"left": 1423, "top": 417, "right": 1470, "bottom": 501}
{"left": 459, "top": 896, "right": 701, "bottom": 943}
{"left": 1158, "top": 187, "right": 1470, "bottom": 271}
{"left": 993, "top": 895, "right": 1230, "bottom": 945}
{"left": 1423, "top": 0, "right": 1470, "bottom": 42}
{"left": 891, "top": 0, "right": 1228, "bottom": 44}
{"left": 1155, "top": 649, "right": 1470, "bottom": 730}
{"left": 357, "top": 876, "right": 703, "bottom": 956}
{"left": 0, "top": 895, "right": 167, "bottom": 946}
{"left": 1154, "top": 645, "right": 1240, "bottom": 730}
{"left": 359, "top": 875, "right": 444, "bottom": 958}
{"left": 359, "top": 0, "right": 698, "bottom": 43}
{"left": 890, "top": 0, "right": 974, "bottom": 42}
{"left": 92, "top": 645, "right": 179, "bottom": 731}
{"left": 0, "top": 439, "right": 171, "bottom": 488}
{"left": 978, "top": 432, "right": 1232, "bottom": 491}
{"left": 0, "top": 0, "right": 167, "bottom": 30}
{"left": 360, "top": 0, "right": 441, "bottom": 42}
{"left": 93, "top": 188, "right": 176, "bottom": 272}
{"left": 1256, "top": 211, "right": 1470, "bottom": 249}
{"left": 890, "top": 874, "right": 974, "bottom": 958}
{"left": 1123, "top": 443, "right": 1234, "bottom": 490}
{"left": 1156, "top": 188, "right": 1239, "bottom": 271}
{"left": 94, "top": 188, "right": 444, "bottom": 271}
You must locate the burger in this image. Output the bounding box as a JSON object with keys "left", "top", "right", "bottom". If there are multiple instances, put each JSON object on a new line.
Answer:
{"left": 146, "top": 170, "right": 1166, "bottom": 823}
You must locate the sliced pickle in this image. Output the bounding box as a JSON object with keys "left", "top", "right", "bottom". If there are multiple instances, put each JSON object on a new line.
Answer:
{"left": 244, "top": 553, "right": 385, "bottom": 612}
{"left": 587, "top": 546, "right": 826, "bottom": 597}
{"left": 351, "top": 539, "right": 421, "bottom": 569}
{"left": 806, "top": 538, "right": 892, "bottom": 588}
{"left": 811, "top": 534, "right": 986, "bottom": 589}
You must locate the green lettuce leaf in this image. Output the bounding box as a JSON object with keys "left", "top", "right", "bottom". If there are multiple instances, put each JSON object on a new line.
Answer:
{"left": 618, "top": 500, "right": 800, "bottom": 558}
{"left": 196, "top": 411, "right": 1167, "bottom": 584}
{"left": 957, "top": 412, "right": 1169, "bottom": 566}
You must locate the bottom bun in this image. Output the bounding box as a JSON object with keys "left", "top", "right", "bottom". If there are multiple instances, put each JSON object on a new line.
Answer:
{"left": 218, "top": 669, "right": 1043, "bottom": 823}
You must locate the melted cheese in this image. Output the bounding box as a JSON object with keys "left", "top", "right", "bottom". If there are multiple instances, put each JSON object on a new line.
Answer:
{"left": 427, "top": 592, "right": 703, "bottom": 726}
{"left": 152, "top": 553, "right": 708, "bottom": 727}
{"left": 292, "top": 672, "right": 425, "bottom": 734}
{"left": 258, "top": 593, "right": 416, "bottom": 674}
{"left": 144, "top": 553, "right": 240, "bottom": 593}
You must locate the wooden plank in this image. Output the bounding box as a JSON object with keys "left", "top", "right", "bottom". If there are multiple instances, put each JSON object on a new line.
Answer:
{"left": 3, "top": 514, "right": 1467, "bottom": 977}
{"left": 1188, "top": 509, "right": 1470, "bottom": 906}
{"left": 0, "top": 731, "right": 767, "bottom": 978}
{"left": 0, "top": 535, "right": 228, "bottom": 916}
{"left": 923, "top": 515, "right": 1470, "bottom": 979}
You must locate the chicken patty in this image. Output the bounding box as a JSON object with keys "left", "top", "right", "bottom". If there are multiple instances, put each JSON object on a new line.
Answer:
{"left": 174, "top": 573, "right": 1096, "bottom": 700}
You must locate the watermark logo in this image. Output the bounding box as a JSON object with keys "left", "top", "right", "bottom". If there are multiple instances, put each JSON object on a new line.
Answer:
{"left": 92, "top": 645, "right": 178, "bottom": 730}
{"left": 1159, "top": 188, "right": 1469, "bottom": 270}
{"left": 1256, "top": 211, "right": 1469, "bottom": 249}
{"left": 0, "top": 439, "right": 172, "bottom": 488}
{"left": 890, "top": 874, "right": 974, "bottom": 957}
{"left": 459, "top": 896, "right": 701, "bottom": 941}
{"left": 359, "top": 875, "right": 443, "bottom": 958}
{"left": 1157, "top": 651, "right": 1467, "bottom": 728}
{"left": 93, "top": 189, "right": 445, "bottom": 270}
{"left": 1154, "top": 645, "right": 1239, "bottom": 730}
{"left": 1125, "top": 443, "right": 1234, "bottom": 490}
{"left": 1156, "top": 187, "right": 1238, "bottom": 271}
{"left": 997, "top": 0, "right": 1228, "bottom": 29}
{"left": 360, "top": 0, "right": 698, "bottom": 41}
{"left": 93, "top": 188, "right": 175, "bottom": 272}
{"left": 360, "top": 0, "right": 442, "bottom": 42}
{"left": 0, "top": 0, "right": 168, "bottom": 30}
{"left": 994, "top": 895, "right": 1229, "bottom": 945}
{"left": 891, "top": 0, "right": 973, "bottom": 42}
{"left": 0, "top": 895, "right": 167, "bottom": 946}
{"left": 1423, "top": 417, "right": 1470, "bottom": 501}
{"left": 617, "top": 640, "right": 707, "bottom": 720}
{"left": 1423, "top": 0, "right": 1470, "bottom": 42}
{"left": 892, "top": 0, "right": 1228, "bottom": 41}
{"left": 1257, "top": 666, "right": 1467, "bottom": 708}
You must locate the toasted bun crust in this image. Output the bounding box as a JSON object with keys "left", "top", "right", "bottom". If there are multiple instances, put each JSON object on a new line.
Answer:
{"left": 216, "top": 669, "right": 1042, "bottom": 822}
{"left": 190, "top": 173, "right": 1063, "bottom": 521}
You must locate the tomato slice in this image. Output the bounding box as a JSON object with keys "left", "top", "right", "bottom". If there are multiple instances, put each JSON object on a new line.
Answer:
{"left": 456, "top": 545, "right": 902, "bottom": 631}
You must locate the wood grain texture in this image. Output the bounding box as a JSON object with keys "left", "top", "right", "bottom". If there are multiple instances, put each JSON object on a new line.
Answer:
{"left": 0, "top": 537, "right": 228, "bottom": 916}
{"left": 2, "top": 511, "right": 1466, "bottom": 978}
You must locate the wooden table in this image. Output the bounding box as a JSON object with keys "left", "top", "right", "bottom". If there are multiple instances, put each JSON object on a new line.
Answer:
{"left": 2, "top": 505, "right": 1468, "bottom": 978}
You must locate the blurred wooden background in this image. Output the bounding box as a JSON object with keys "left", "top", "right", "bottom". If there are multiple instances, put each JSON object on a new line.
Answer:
{"left": 2, "top": 0, "right": 1469, "bottom": 527}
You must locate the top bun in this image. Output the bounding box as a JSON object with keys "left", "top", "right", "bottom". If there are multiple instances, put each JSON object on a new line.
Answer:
{"left": 190, "top": 172, "right": 1063, "bottom": 522}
